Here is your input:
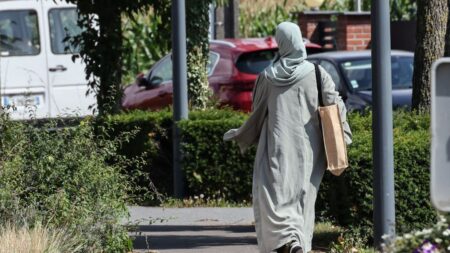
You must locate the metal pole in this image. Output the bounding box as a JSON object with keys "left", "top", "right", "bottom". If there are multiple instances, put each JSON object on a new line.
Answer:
{"left": 354, "top": 0, "right": 362, "bottom": 12}
{"left": 172, "top": 0, "right": 188, "bottom": 198}
{"left": 371, "top": 0, "right": 396, "bottom": 248}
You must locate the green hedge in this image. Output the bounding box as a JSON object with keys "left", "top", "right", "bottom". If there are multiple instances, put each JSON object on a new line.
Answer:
{"left": 107, "top": 109, "right": 436, "bottom": 235}
{"left": 105, "top": 110, "right": 174, "bottom": 196}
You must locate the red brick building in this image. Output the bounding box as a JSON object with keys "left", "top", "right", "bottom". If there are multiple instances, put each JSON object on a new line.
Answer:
{"left": 297, "top": 11, "right": 372, "bottom": 51}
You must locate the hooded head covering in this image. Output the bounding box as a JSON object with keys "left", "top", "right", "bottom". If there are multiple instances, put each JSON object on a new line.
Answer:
{"left": 264, "top": 22, "right": 315, "bottom": 86}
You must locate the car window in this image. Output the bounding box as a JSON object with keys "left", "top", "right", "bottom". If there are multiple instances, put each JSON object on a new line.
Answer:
{"left": 319, "top": 60, "right": 341, "bottom": 90}
{"left": 235, "top": 49, "right": 277, "bottom": 74}
{"left": 150, "top": 52, "right": 220, "bottom": 82}
{"left": 207, "top": 52, "right": 220, "bottom": 75}
{"left": 392, "top": 57, "right": 414, "bottom": 89}
{"left": 49, "top": 8, "right": 82, "bottom": 54}
{"left": 340, "top": 56, "right": 413, "bottom": 91}
{"left": 0, "top": 10, "right": 40, "bottom": 56}
{"left": 151, "top": 56, "right": 172, "bottom": 83}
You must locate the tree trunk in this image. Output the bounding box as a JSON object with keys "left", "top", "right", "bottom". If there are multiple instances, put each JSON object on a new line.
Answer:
{"left": 445, "top": 0, "right": 450, "bottom": 56}
{"left": 185, "top": 0, "right": 213, "bottom": 109}
{"left": 412, "top": 0, "right": 448, "bottom": 112}
{"left": 96, "top": 1, "right": 122, "bottom": 115}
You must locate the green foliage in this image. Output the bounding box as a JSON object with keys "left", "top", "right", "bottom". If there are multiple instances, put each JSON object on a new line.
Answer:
{"left": 186, "top": 48, "right": 211, "bottom": 109}
{"left": 319, "top": 0, "right": 353, "bottom": 11}
{"left": 384, "top": 214, "right": 450, "bottom": 252}
{"left": 329, "top": 230, "right": 375, "bottom": 253}
{"left": 178, "top": 115, "right": 255, "bottom": 201}
{"left": 185, "top": 0, "right": 214, "bottom": 109}
{"left": 240, "top": 2, "right": 298, "bottom": 38}
{"left": 0, "top": 112, "right": 148, "bottom": 252}
{"left": 391, "top": 0, "right": 417, "bottom": 21}
{"left": 317, "top": 111, "right": 435, "bottom": 236}
{"left": 162, "top": 196, "right": 251, "bottom": 208}
{"left": 66, "top": 0, "right": 172, "bottom": 115}
{"left": 121, "top": 0, "right": 215, "bottom": 108}
{"left": 320, "top": 0, "right": 416, "bottom": 20}
{"left": 103, "top": 109, "right": 247, "bottom": 199}
{"left": 104, "top": 110, "right": 173, "bottom": 199}
{"left": 106, "top": 109, "right": 436, "bottom": 241}
{"left": 122, "top": 10, "right": 170, "bottom": 84}
{"left": 240, "top": 0, "right": 416, "bottom": 38}
{"left": 68, "top": 1, "right": 130, "bottom": 115}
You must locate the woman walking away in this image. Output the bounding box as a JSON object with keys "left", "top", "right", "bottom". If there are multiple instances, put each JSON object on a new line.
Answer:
{"left": 223, "top": 22, "right": 352, "bottom": 253}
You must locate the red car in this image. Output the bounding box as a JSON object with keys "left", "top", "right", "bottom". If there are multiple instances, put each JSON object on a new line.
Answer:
{"left": 122, "top": 37, "right": 322, "bottom": 112}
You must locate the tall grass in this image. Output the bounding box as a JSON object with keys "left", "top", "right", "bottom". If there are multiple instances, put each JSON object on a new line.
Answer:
{"left": 0, "top": 223, "right": 82, "bottom": 253}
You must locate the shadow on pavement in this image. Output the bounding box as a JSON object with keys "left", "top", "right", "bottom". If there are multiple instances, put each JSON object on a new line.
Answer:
{"left": 135, "top": 224, "right": 255, "bottom": 233}
{"left": 131, "top": 225, "right": 257, "bottom": 250}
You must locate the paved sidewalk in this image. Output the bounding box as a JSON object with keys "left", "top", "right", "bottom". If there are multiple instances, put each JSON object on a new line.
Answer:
{"left": 127, "top": 207, "right": 258, "bottom": 253}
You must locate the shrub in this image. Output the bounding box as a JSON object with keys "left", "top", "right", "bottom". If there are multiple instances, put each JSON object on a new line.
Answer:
{"left": 317, "top": 111, "right": 435, "bottom": 236}
{"left": 104, "top": 109, "right": 248, "bottom": 198}
{"left": 104, "top": 110, "right": 173, "bottom": 198}
{"left": 106, "top": 109, "right": 436, "bottom": 238}
{"left": 179, "top": 115, "right": 255, "bottom": 201}
{"left": 0, "top": 112, "right": 143, "bottom": 252}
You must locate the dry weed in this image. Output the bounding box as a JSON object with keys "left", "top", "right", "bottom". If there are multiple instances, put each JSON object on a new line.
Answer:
{"left": 0, "top": 223, "right": 83, "bottom": 253}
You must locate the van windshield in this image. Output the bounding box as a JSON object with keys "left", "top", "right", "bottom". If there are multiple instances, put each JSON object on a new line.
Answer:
{"left": 0, "top": 10, "right": 40, "bottom": 56}
{"left": 49, "top": 8, "right": 82, "bottom": 54}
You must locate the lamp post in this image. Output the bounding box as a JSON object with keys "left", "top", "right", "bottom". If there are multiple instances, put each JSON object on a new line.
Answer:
{"left": 172, "top": 0, "right": 188, "bottom": 198}
{"left": 371, "top": 0, "right": 396, "bottom": 248}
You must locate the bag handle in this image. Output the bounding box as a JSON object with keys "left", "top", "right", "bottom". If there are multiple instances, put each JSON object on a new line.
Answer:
{"left": 314, "top": 63, "right": 324, "bottom": 107}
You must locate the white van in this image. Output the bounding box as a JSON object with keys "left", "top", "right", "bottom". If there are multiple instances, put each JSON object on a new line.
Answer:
{"left": 0, "top": 0, "right": 95, "bottom": 119}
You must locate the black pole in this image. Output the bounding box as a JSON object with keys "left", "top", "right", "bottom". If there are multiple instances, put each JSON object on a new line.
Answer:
{"left": 172, "top": 0, "right": 188, "bottom": 198}
{"left": 371, "top": 0, "right": 396, "bottom": 248}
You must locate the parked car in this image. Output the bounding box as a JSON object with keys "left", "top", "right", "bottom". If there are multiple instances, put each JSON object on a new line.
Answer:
{"left": 121, "top": 37, "right": 323, "bottom": 112}
{"left": 0, "top": 0, "right": 95, "bottom": 119}
{"left": 308, "top": 50, "right": 414, "bottom": 111}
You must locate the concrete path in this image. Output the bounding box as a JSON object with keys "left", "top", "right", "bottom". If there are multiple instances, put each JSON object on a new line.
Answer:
{"left": 127, "top": 206, "right": 258, "bottom": 253}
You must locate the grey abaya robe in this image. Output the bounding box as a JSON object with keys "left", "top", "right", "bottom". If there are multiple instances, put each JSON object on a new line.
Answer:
{"left": 224, "top": 22, "right": 352, "bottom": 253}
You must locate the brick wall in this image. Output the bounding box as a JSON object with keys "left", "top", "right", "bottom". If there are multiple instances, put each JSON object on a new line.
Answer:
{"left": 297, "top": 11, "right": 371, "bottom": 51}
{"left": 337, "top": 13, "right": 371, "bottom": 50}
{"left": 298, "top": 11, "right": 339, "bottom": 44}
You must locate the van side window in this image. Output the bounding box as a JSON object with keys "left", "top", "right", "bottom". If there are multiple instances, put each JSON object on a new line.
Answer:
{"left": 0, "top": 10, "right": 40, "bottom": 56}
{"left": 49, "top": 8, "right": 82, "bottom": 54}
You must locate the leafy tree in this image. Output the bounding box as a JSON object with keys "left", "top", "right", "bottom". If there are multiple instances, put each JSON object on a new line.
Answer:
{"left": 67, "top": 0, "right": 153, "bottom": 116}
{"left": 68, "top": 0, "right": 221, "bottom": 115}
{"left": 412, "top": 0, "right": 448, "bottom": 112}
